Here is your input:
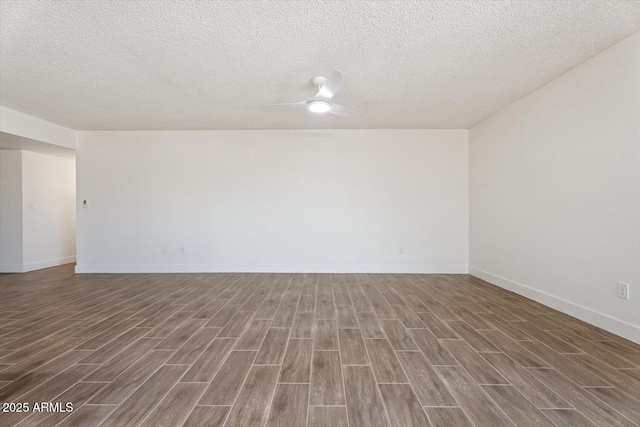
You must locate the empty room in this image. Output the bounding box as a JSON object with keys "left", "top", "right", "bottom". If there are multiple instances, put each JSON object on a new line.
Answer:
{"left": 1, "top": 1, "right": 639, "bottom": 426}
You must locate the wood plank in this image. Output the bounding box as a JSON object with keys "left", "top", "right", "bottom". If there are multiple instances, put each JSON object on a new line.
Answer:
{"left": 266, "top": 383, "right": 309, "bottom": 427}
{"left": 425, "top": 407, "right": 473, "bottom": 427}
{"left": 308, "top": 406, "right": 348, "bottom": 427}
{"left": 291, "top": 312, "right": 314, "bottom": 338}
{"left": 14, "top": 382, "right": 106, "bottom": 427}
{"left": 396, "top": 351, "right": 457, "bottom": 406}
{"left": 100, "top": 364, "right": 188, "bottom": 426}
{"left": 564, "top": 353, "right": 640, "bottom": 397}
{"left": 338, "top": 328, "right": 369, "bottom": 365}
{"left": 596, "top": 340, "right": 640, "bottom": 366}
{"left": 409, "top": 328, "right": 457, "bottom": 365}
{"left": 180, "top": 337, "right": 236, "bottom": 382}
{"left": 255, "top": 328, "right": 290, "bottom": 364}
{"left": 513, "top": 322, "right": 581, "bottom": 354}
{"left": 364, "top": 339, "right": 407, "bottom": 383}
{"left": 484, "top": 303, "right": 526, "bottom": 322}
{"left": 552, "top": 331, "right": 638, "bottom": 369}
{"left": 154, "top": 318, "right": 206, "bottom": 350}
{"left": 145, "top": 311, "right": 192, "bottom": 338}
{"left": 478, "top": 314, "right": 533, "bottom": 340}
{"left": 378, "top": 383, "right": 431, "bottom": 427}
{"left": 166, "top": 327, "right": 220, "bottom": 364}
{"left": 310, "top": 351, "right": 345, "bottom": 405}
{"left": 88, "top": 349, "right": 174, "bottom": 404}
{"left": 479, "top": 329, "right": 547, "bottom": 367}
{"left": 0, "top": 363, "right": 96, "bottom": 426}
{"left": 298, "top": 294, "right": 316, "bottom": 313}
{"left": 619, "top": 368, "right": 640, "bottom": 383}
{"left": 182, "top": 406, "right": 229, "bottom": 427}
{"left": 140, "top": 382, "right": 207, "bottom": 427}
{"left": 429, "top": 303, "right": 462, "bottom": 321}
{"left": 445, "top": 321, "right": 498, "bottom": 352}
{"left": 356, "top": 312, "right": 385, "bottom": 338}
{"left": 481, "top": 385, "right": 557, "bottom": 426}
{"left": 434, "top": 366, "right": 515, "bottom": 427}
{"left": 391, "top": 305, "right": 425, "bottom": 329}
{"left": 234, "top": 319, "right": 271, "bottom": 350}
{"left": 271, "top": 297, "right": 298, "bottom": 327}
{"left": 83, "top": 337, "right": 162, "bottom": 382}
{"left": 314, "top": 319, "right": 338, "bottom": 351}
{"left": 336, "top": 304, "right": 359, "bottom": 328}
{"left": 76, "top": 318, "right": 143, "bottom": 350}
{"left": 586, "top": 386, "right": 640, "bottom": 424}
{"left": 279, "top": 338, "right": 312, "bottom": 383}
{"left": 449, "top": 307, "right": 493, "bottom": 329}
{"left": 415, "top": 312, "right": 458, "bottom": 338}
{"left": 519, "top": 341, "right": 610, "bottom": 387}
{"left": 198, "top": 350, "right": 256, "bottom": 405}
{"left": 56, "top": 404, "right": 116, "bottom": 427}
{"left": 218, "top": 310, "right": 254, "bottom": 337}
{"left": 316, "top": 292, "right": 336, "bottom": 320}
{"left": 442, "top": 339, "right": 509, "bottom": 385}
{"left": 480, "top": 351, "right": 571, "bottom": 409}
{"left": 16, "top": 363, "right": 97, "bottom": 403}
{"left": 205, "top": 304, "right": 240, "bottom": 327}
{"left": 78, "top": 326, "right": 151, "bottom": 364}
{"left": 529, "top": 367, "right": 637, "bottom": 427}
{"left": 381, "top": 319, "right": 418, "bottom": 350}
{"left": 0, "top": 337, "right": 85, "bottom": 381}
{"left": 540, "top": 409, "right": 598, "bottom": 427}
{"left": 349, "top": 289, "right": 373, "bottom": 313}
{"left": 343, "top": 365, "right": 389, "bottom": 427}
{"left": 224, "top": 365, "right": 279, "bottom": 426}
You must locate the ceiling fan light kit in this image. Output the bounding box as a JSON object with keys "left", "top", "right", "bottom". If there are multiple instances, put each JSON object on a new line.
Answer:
{"left": 308, "top": 100, "right": 330, "bottom": 113}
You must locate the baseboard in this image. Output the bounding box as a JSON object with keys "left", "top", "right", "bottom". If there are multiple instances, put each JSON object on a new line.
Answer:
{"left": 469, "top": 266, "right": 640, "bottom": 345}
{"left": 1, "top": 256, "right": 76, "bottom": 273}
{"left": 23, "top": 256, "right": 76, "bottom": 272}
{"left": 75, "top": 264, "right": 469, "bottom": 274}
{"left": 0, "top": 264, "right": 25, "bottom": 273}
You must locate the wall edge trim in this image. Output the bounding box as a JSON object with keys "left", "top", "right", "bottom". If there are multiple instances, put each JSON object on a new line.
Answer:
{"left": 0, "top": 264, "right": 25, "bottom": 273}
{"left": 469, "top": 266, "right": 640, "bottom": 345}
{"left": 22, "top": 256, "right": 76, "bottom": 272}
{"left": 75, "top": 263, "right": 469, "bottom": 274}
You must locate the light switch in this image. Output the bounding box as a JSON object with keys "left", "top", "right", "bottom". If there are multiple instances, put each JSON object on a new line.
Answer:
{"left": 83, "top": 200, "right": 89, "bottom": 209}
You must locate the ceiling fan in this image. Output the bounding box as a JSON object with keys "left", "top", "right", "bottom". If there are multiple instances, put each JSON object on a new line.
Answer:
{"left": 273, "top": 70, "right": 355, "bottom": 116}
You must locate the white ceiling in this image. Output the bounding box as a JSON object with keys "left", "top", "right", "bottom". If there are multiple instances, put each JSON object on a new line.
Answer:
{"left": 1, "top": 1, "right": 638, "bottom": 130}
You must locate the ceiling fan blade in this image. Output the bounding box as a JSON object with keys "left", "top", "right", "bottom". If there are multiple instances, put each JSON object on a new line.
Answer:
{"left": 316, "top": 70, "right": 342, "bottom": 99}
{"left": 269, "top": 100, "right": 308, "bottom": 106}
{"left": 329, "top": 102, "right": 355, "bottom": 117}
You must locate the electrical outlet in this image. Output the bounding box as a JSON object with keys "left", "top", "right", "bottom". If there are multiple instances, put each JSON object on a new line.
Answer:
{"left": 398, "top": 247, "right": 404, "bottom": 255}
{"left": 617, "top": 282, "right": 629, "bottom": 300}
{"left": 179, "top": 246, "right": 185, "bottom": 255}
{"left": 163, "top": 246, "right": 169, "bottom": 255}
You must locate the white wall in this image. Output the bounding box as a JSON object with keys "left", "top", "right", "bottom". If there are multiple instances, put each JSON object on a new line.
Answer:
{"left": 21, "top": 150, "right": 76, "bottom": 270}
{"left": 0, "top": 150, "right": 76, "bottom": 272}
{"left": 76, "top": 129, "right": 468, "bottom": 273}
{"left": 469, "top": 32, "right": 640, "bottom": 343}
{"left": 0, "top": 150, "right": 23, "bottom": 271}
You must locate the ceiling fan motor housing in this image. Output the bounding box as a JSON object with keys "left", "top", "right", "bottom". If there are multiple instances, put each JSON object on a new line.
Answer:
{"left": 311, "top": 75, "right": 327, "bottom": 88}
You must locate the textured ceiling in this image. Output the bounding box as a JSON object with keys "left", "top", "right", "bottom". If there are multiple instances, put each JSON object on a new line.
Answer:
{"left": 1, "top": 1, "right": 639, "bottom": 130}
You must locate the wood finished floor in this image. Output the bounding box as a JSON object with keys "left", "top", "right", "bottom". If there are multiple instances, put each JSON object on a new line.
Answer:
{"left": 1, "top": 265, "right": 639, "bottom": 427}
